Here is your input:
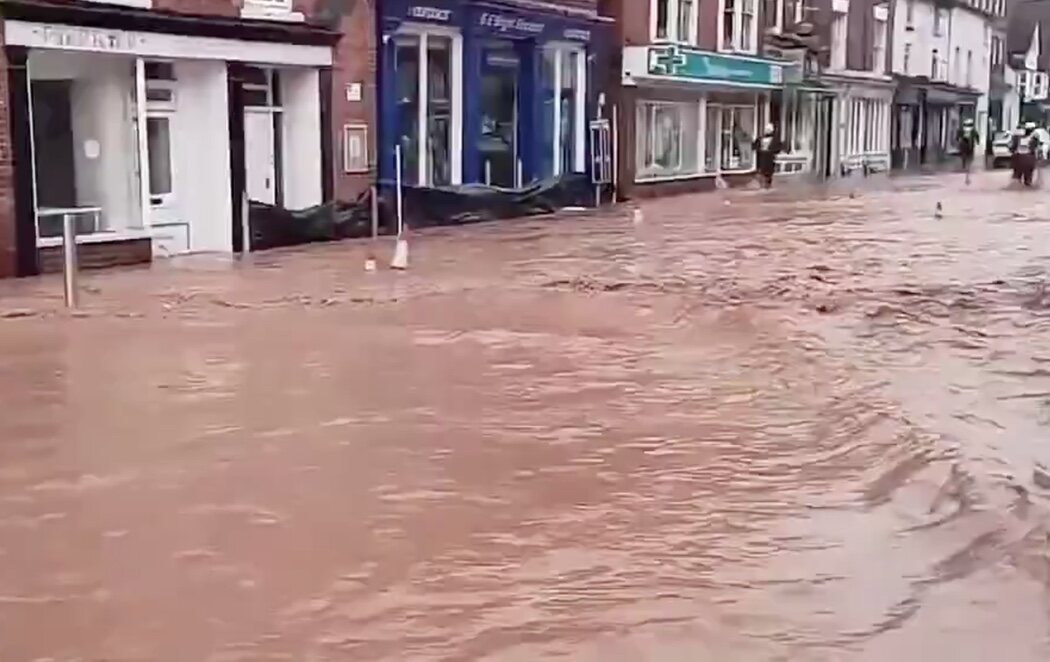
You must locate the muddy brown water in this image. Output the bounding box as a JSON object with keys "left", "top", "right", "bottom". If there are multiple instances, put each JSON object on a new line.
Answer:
{"left": 3, "top": 172, "right": 1050, "bottom": 660}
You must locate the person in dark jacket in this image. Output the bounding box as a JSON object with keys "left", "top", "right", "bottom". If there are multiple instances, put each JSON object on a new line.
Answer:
{"left": 753, "top": 123, "right": 782, "bottom": 189}
{"left": 956, "top": 118, "right": 978, "bottom": 184}
{"left": 1011, "top": 122, "right": 1041, "bottom": 187}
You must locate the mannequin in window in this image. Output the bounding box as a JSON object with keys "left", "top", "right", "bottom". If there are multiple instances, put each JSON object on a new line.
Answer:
{"left": 753, "top": 123, "right": 783, "bottom": 188}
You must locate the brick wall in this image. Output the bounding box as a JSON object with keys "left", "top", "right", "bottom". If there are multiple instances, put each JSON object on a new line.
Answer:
{"left": 0, "top": 28, "right": 14, "bottom": 279}
{"left": 328, "top": 3, "right": 375, "bottom": 202}
{"left": 38, "top": 238, "right": 152, "bottom": 273}
{"left": 602, "top": 0, "right": 768, "bottom": 53}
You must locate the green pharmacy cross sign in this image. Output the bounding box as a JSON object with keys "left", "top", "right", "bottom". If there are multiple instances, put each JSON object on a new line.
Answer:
{"left": 648, "top": 44, "right": 783, "bottom": 86}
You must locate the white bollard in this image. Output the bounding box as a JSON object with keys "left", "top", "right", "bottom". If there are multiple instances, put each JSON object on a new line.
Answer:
{"left": 391, "top": 145, "right": 408, "bottom": 270}
{"left": 62, "top": 213, "right": 78, "bottom": 308}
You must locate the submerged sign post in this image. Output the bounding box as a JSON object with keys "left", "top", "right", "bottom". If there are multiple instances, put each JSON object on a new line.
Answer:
{"left": 590, "top": 119, "right": 612, "bottom": 206}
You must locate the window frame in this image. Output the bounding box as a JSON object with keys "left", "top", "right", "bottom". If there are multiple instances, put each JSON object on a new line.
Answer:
{"left": 718, "top": 0, "right": 760, "bottom": 54}
{"left": 651, "top": 0, "right": 699, "bottom": 44}
{"left": 872, "top": 12, "right": 887, "bottom": 75}
{"left": 544, "top": 42, "right": 588, "bottom": 177}
{"left": 393, "top": 23, "right": 464, "bottom": 187}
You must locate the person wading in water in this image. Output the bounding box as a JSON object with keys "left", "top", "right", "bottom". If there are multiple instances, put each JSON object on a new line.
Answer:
{"left": 1010, "top": 121, "right": 1041, "bottom": 187}
{"left": 956, "top": 118, "right": 978, "bottom": 184}
{"left": 753, "top": 123, "right": 782, "bottom": 189}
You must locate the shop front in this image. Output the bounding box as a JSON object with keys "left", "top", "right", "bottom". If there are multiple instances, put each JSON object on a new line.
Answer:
{"left": 619, "top": 44, "right": 784, "bottom": 197}
{"left": 892, "top": 78, "right": 980, "bottom": 170}
{"left": 377, "top": 1, "right": 607, "bottom": 192}
{"left": 826, "top": 75, "right": 893, "bottom": 176}
{"left": 2, "top": 1, "right": 334, "bottom": 276}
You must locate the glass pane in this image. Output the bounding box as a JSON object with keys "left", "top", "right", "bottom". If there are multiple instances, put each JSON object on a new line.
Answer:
{"left": 560, "top": 50, "right": 579, "bottom": 174}
{"left": 723, "top": 0, "right": 735, "bottom": 47}
{"left": 427, "top": 35, "right": 452, "bottom": 186}
{"left": 243, "top": 88, "right": 269, "bottom": 107}
{"left": 540, "top": 49, "right": 557, "bottom": 179}
{"left": 145, "top": 61, "right": 176, "bottom": 81}
{"left": 147, "top": 116, "right": 172, "bottom": 196}
{"left": 653, "top": 106, "right": 682, "bottom": 170}
{"left": 705, "top": 105, "right": 719, "bottom": 172}
{"left": 395, "top": 35, "right": 421, "bottom": 186}
{"left": 681, "top": 103, "right": 699, "bottom": 173}
{"left": 479, "top": 43, "right": 518, "bottom": 187}
{"left": 656, "top": 0, "right": 669, "bottom": 39}
{"left": 678, "top": 0, "right": 694, "bottom": 41}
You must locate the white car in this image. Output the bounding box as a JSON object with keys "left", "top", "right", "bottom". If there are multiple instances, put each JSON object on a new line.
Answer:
{"left": 991, "top": 128, "right": 1050, "bottom": 168}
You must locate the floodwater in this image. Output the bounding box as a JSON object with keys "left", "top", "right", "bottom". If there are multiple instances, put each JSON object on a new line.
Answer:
{"left": 3, "top": 171, "right": 1050, "bottom": 660}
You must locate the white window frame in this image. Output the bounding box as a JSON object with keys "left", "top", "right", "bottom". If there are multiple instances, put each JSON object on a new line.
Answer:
{"left": 830, "top": 9, "right": 847, "bottom": 70}
{"left": 714, "top": 103, "right": 758, "bottom": 172}
{"left": 718, "top": 0, "right": 759, "bottom": 54}
{"left": 933, "top": 8, "right": 946, "bottom": 37}
{"left": 650, "top": 0, "right": 698, "bottom": 44}
{"left": 394, "top": 23, "right": 464, "bottom": 186}
{"left": 636, "top": 99, "right": 703, "bottom": 180}
{"left": 771, "top": 0, "right": 785, "bottom": 34}
{"left": 872, "top": 12, "right": 887, "bottom": 75}
{"left": 545, "top": 42, "right": 588, "bottom": 176}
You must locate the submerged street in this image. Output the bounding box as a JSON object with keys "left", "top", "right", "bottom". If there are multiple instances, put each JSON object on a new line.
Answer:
{"left": 5, "top": 171, "right": 1050, "bottom": 660}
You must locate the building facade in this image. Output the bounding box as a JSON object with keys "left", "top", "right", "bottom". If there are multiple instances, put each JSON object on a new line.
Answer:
{"left": 890, "top": 0, "right": 1002, "bottom": 170}
{"left": 603, "top": 0, "right": 788, "bottom": 197}
{"left": 375, "top": 0, "right": 609, "bottom": 192}
{"left": 0, "top": 0, "right": 374, "bottom": 278}
{"left": 1007, "top": 2, "right": 1050, "bottom": 126}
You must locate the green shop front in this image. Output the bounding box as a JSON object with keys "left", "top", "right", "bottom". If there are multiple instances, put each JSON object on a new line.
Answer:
{"left": 617, "top": 44, "right": 784, "bottom": 196}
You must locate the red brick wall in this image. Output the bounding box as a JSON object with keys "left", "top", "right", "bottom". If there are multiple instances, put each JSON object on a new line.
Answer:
{"left": 39, "top": 238, "right": 152, "bottom": 273}
{"left": 0, "top": 29, "right": 14, "bottom": 279}
{"left": 328, "top": 4, "right": 375, "bottom": 202}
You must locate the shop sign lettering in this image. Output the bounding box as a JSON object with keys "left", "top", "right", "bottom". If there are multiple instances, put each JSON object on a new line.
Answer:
{"left": 563, "top": 28, "right": 591, "bottom": 41}
{"left": 649, "top": 44, "right": 783, "bottom": 86}
{"left": 478, "top": 12, "right": 544, "bottom": 35}
{"left": 40, "top": 25, "right": 136, "bottom": 52}
{"left": 407, "top": 6, "right": 452, "bottom": 21}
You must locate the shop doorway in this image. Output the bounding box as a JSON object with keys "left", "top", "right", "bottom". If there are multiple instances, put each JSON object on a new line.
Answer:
{"left": 243, "top": 67, "right": 282, "bottom": 206}
{"left": 480, "top": 43, "right": 519, "bottom": 187}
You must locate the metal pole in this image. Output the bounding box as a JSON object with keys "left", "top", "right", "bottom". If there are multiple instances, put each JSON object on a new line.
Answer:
{"left": 370, "top": 184, "right": 379, "bottom": 242}
{"left": 241, "top": 190, "right": 250, "bottom": 254}
{"left": 395, "top": 144, "right": 404, "bottom": 237}
{"left": 62, "top": 213, "right": 78, "bottom": 308}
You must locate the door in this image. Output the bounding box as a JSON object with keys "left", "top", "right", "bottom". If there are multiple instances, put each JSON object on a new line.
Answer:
{"left": 479, "top": 45, "right": 519, "bottom": 187}
{"left": 145, "top": 110, "right": 188, "bottom": 255}
{"left": 245, "top": 110, "right": 277, "bottom": 205}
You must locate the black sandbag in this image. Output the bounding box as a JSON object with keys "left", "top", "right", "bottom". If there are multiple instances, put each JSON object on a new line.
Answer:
{"left": 247, "top": 188, "right": 373, "bottom": 251}
{"left": 387, "top": 173, "right": 596, "bottom": 229}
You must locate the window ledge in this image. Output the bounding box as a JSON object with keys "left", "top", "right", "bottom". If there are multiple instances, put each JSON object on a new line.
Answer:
{"left": 37, "top": 228, "right": 153, "bottom": 249}
{"left": 240, "top": 7, "right": 306, "bottom": 23}
{"left": 636, "top": 172, "right": 714, "bottom": 184}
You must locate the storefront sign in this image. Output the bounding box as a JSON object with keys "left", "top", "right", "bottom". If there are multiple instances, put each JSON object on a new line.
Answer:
{"left": 563, "top": 28, "right": 591, "bottom": 41}
{"left": 40, "top": 25, "right": 139, "bottom": 52}
{"left": 647, "top": 45, "right": 783, "bottom": 86}
{"left": 407, "top": 5, "right": 453, "bottom": 22}
{"left": 477, "top": 12, "right": 545, "bottom": 36}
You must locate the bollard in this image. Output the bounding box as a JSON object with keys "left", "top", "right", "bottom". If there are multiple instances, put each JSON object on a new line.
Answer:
{"left": 62, "top": 213, "right": 78, "bottom": 308}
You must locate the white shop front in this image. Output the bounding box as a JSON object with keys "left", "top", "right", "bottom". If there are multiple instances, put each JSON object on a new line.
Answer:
{"left": 4, "top": 20, "right": 331, "bottom": 258}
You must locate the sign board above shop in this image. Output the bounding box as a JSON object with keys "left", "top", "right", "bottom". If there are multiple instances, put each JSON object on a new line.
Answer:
{"left": 624, "top": 44, "right": 784, "bottom": 88}
{"left": 386, "top": 0, "right": 596, "bottom": 43}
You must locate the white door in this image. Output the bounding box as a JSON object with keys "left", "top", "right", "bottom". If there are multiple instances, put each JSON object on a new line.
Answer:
{"left": 245, "top": 111, "right": 276, "bottom": 205}
{"left": 145, "top": 111, "right": 190, "bottom": 256}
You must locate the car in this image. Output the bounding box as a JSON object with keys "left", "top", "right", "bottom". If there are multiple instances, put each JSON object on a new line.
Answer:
{"left": 991, "top": 127, "right": 1050, "bottom": 168}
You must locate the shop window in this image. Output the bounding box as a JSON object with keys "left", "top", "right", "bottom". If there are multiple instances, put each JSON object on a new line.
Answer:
{"left": 28, "top": 51, "right": 144, "bottom": 239}
{"left": 394, "top": 28, "right": 462, "bottom": 187}
{"left": 652, "top": 0, "right": 697, "bottom": 43}
{"left": 781, "top": 94, "right": 813, "bottom": 153}
{"left": 718, "top": 105, "right": 755, "bottom": 171}
{"left": 636, "top": 100, "right": 699, "bottom": 180}
{"left": 720, "top": 0, "right": 757, "bottom": 53}
{"left": 540, "top": 45, "right": 587, "bottom": 179}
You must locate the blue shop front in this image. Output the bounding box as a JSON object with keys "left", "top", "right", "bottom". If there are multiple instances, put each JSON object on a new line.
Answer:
{"left": 378, "top": 0, "right": 606, "bottom": 190}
